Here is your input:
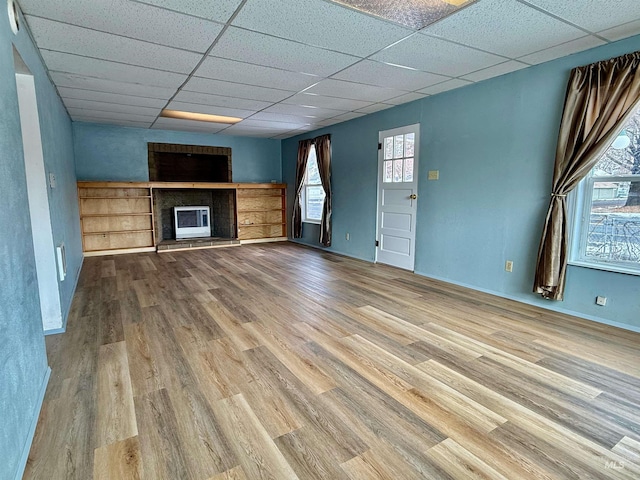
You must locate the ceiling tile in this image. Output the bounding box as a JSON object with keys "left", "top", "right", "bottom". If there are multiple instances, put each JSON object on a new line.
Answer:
{"left": 598, "top": 19, "right": 640, "bottom": 42}
{"left": 262, "top": 103, "right": 346, "bottom": 118}
{"left": 41, "top": 50, "right": 187, "bottom": 88}
{"left": 517, "top": 35, "right": 607, "bottom": 65}
{"left": 25, "top": 16, "right": 201, "bottom": 73}
{"left": 461, "top": 60, "right": 529, "bottom": 82}
{"left": 152, "top": 117, "right": 229, "bottom": 133}
{"left": 165, "top": 101, "right": 255, "bottom": 119}
{"left": 283, "top": 93, "right": 372, "bottom": 111}
{"left": 63, "top": 98, "right": 161, "bottom": 116}
{"left": 355, "top": 103, "right": 395, "bottom": 114}
{"left": 73, "top": 117, "right": 153, "bottom": 128}
{"left": 423, "top": 0, "right": 585, "bottom": 58}
{"left": 315, "top": 118, "right": 343, "bottom": 127}
{"left": 272, "top": 131, "right": 302, "bottom": 140}
{"left": 221, "top": 124, "right": 288, "bottom": 137}
{"left": 134, "top": 0, "right": 244, "bottom": 23}
{"left": 209, "top": 27, "right": 359, "bottom": 77}
{"left": 329, "top": 112, "right": 366, "bottom": 122}
{"left": 418, "top": 78, "right": 473, "bottom": 95}
{"left": 239, "top": 119, "right": 311, "bottom": 130}
{"left": 172, "top": 91, "right": 273, "bottom": 111}
{"left": 371, "top": 33, "right": 504, "bottom": 77}
{"left": 248, "top": 112, "right": 322, "bottom": 123}
{"left": 183, "top": 76, "right": 295, "bottom": 102}
{"left": 525, "top": 0, "right": 640, "bottom": 34}
{"left": 68, "top": 108, "right": 157, "bottom": 123}
{"left": 384, "top": 92, "right": 428, "bottom": 105}
{"left": 232, "top": 0, "right": 413, "bottom": 57}
{"left": 51, "top": 72, "right": 176, "bottom": 99}
{"left": 58, "top": 88, "right": 168, "bottom": 108}
{"left": 195, "top": 56, "right": 320, "bottom": 91}
{"left": 304, "top": 78, "right": 407, "bottom": 103}
{"left": 333, "top": 60, "right": 450, "bottom": 90}
{"left": 19, "top": 0, "right": 222, "bottom": 52}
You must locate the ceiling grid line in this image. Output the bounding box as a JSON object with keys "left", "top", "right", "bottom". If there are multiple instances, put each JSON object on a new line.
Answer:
{"left": 17, "top": 0, "right": 640, "bottom": 138}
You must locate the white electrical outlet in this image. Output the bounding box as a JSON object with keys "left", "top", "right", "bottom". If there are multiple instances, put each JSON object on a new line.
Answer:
{"left": 596, "top": 296, "right": 607, "bottom": 306}
{"left": 505, "top": 260, "right": 513, "bottom": 272}
{"left": 346, "top": 233, "right": 350, "bottom": 241}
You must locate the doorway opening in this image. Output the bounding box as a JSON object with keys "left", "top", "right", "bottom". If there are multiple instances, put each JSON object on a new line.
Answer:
{"left": 14, "top": 47, "right": 62, "bottom": 332}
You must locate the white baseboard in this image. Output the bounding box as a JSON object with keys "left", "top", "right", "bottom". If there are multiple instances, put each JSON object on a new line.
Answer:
{"left": 44, "top": 255, "right": 83, "bottom": 336}
{"left": 415, "top": 270, "right": 640, "bottom": 334}
{"left": 14, "top": 366, "right": 51, "bottom": 480}
{"left": 288, "top": 240, "right": 640, "bottom": 334}
{"left": 288, "top": 238, "right": 373, "bottom": 263}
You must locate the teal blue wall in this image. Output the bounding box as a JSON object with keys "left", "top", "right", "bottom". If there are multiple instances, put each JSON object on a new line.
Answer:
{"left": 1, "top": 5, "right": 80, "bottom": 479}
{"left": 284, "top": 35, "right": 640, "bottom": 332}
{"left": 74, "top": 122, "right": 283, "bottom": 183}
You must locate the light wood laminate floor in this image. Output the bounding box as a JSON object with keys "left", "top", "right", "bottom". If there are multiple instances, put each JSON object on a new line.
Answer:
{"left": 25, "top": 242, "right": 640, "bottom": 479}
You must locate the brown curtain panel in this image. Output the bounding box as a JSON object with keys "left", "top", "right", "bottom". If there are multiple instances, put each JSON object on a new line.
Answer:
{"left": 314, "top": 134, "right": 332, "bottom": 246}
{"left": 534, "top": 51, "right": 640, "bottom": 300}
{"left": 293, "top": 139, "right": 312, "bottom": 238}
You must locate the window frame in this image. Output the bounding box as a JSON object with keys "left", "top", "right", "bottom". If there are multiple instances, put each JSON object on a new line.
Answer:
{"left": 301, "top": 145, "right": 325, "bottom": 225}
{"left": 569, "top": 158, "right": 640, "bottom": 276}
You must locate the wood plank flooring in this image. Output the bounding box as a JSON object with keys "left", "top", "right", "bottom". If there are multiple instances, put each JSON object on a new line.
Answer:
{"left": 25, "top": 242, "right": 640, "bottom": 479}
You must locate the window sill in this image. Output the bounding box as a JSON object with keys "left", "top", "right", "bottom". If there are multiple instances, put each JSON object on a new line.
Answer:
{"left": 303, "top": 219, "right": 321, "bottom": 225}
{"left": 568, "top": 259, "right": 640, "bottom": 277}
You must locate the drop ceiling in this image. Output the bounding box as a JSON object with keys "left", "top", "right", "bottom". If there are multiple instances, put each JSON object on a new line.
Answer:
{"left": 17, "top": 0, "right": 640, "bottom": 139}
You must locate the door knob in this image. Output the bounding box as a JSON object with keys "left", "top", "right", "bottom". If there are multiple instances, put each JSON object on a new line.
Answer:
{"left": 409, "top": 194, "right": 417, "bottom": 200}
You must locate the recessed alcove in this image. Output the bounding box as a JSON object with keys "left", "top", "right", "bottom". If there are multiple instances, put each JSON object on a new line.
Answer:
{"left": 152, "top": 188, "right": 236, "bottom": 243}
{"left": 148, "top": 143, "right": 232, "bottom": 182}
{"left": 148, "top": 143, "right": 236, "bottom": 246}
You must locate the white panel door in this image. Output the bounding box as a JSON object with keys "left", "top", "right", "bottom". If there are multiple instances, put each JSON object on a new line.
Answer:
{"left": 376, "top": 124, "right": 419, "bottom": 270}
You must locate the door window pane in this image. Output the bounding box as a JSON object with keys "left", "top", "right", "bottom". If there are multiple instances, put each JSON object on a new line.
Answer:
{"left": 404, "top": 133, "right": 415, "bottom": 157}
{"left": 393, "top": 159, "right": 403, "bottom": 182}
{"left": 404, "top": 158, "right": 414, "bottom": 182}
{"left": 384, "top": 160, "right": 393, "bottom": 183}
{"left": 394, "top": 135, "right": 404, "bottom": 159}
{"left": 384, "top": 137, "right": 394, "bottom": 160}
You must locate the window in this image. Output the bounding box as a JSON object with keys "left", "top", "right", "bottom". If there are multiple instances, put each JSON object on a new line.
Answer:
{"left": 302, "top": 145, "right": 325, "bottom": 223}
{"left": 382, "top": 132, "right": 415, "bottom": 183}
{"left": 571, "top": 109, "right": 640, "bottom": 275}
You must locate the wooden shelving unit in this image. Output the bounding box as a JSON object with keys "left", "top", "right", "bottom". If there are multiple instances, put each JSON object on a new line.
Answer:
{"left": 78, "top": 182, "right": 287, "bottom": 255}
{"left": 236, "top": 186, "right": 287, "bottom": 243}
{"left": 78, "top": 185, "right": 155, "bottom": 256}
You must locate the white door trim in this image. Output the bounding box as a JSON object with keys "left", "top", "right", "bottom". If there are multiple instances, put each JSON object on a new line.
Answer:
{"left": 15, "top": 53, "right": 63, "bottom": 332}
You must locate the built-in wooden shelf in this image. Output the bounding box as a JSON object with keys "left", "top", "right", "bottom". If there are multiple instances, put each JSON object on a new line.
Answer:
{"left": 236, "top": 186, "right": 286, "bottom": 243}
{"left": 81, "top": 213, "right": 153, "bottom": 217}
{"left": 78, "top": 181, "right": 287, "bottom": 255}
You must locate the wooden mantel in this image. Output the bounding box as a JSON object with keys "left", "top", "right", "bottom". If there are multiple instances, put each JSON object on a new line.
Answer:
{"left": 77, "top": 181, "right": 285, "bottom": 189}
{"left": 77, "top": 181, "right": 287, "bottom": 256}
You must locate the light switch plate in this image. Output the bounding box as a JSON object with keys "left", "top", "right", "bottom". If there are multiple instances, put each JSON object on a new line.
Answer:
{"left": 428, "top": 170, "right": 439, "bottom": 180}
{"left": 49, "top": 172, "right": 57, "bottom": 188}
